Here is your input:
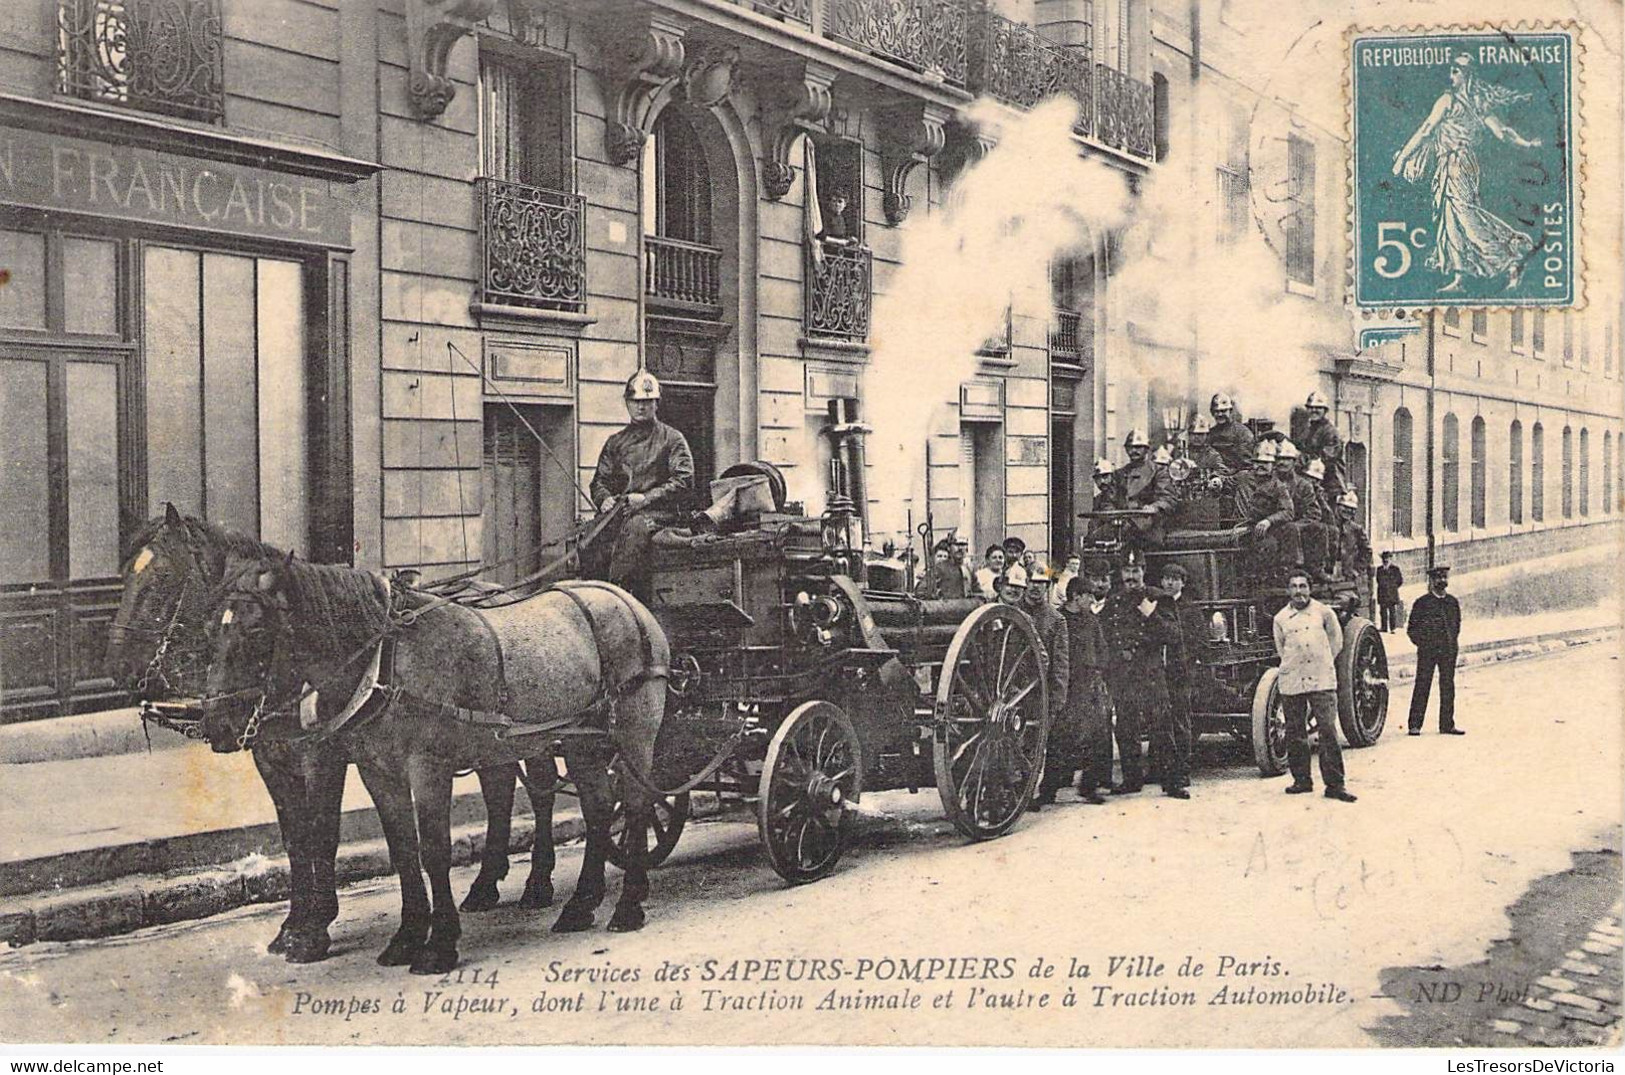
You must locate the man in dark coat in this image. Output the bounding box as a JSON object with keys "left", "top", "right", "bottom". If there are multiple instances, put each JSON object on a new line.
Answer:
{"left": 585, "top": 370, "right": 694, "bottom": 600}
{"left": 1376, "top": 552, "right": 1404, "bottom": 633}
{"left": 1275, "top": 442, "right": 1332, "bottom": 581}
{"left": 1154, "top": 562, "right": 1204, "bottom": 798}
{"left": 1336, "top": 490, "right": 1373, "bottom": 612}
{"left": 1301, "top": 390, "right": 1348, "bottom": 500}
{"left": 1060, "top": 567, "right": 1115, "bottom": 804}
{"left": 916, "top": 535, "right": 972, "bottom": 599}
{"left": 1407, "top": 565, "right": 1465, "bottom": 735}
{"left": 1208, "top": 393, "right": 1256, "bottom": 473}
{"left": 1231, "top": 441, "right": 1302, "bottom": 578}
{"left": 1023, "top": 569, "right": 1073, "bottom": 809}
{"left": 1099, "top": 550, "right": 1183, "bottom": 797}
{"left": 1113, "top": 429, "right": 1176, "bottom": 549}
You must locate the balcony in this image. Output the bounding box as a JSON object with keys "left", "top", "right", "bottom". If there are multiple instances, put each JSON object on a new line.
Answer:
{"left": 1094, "top": 62, "right": 1155, "bottom": 160}
{"left": 824, "top": 0, "right": 969, "bottom": 86}
{"left": 728, "top": 0, "right": 813, "bottom": 26}
{"left": 1049, "top": 308, "right": 1093, "bottom": 362}
{"left": 645, "top": 235, "right": 724, "bottom": 318}
{"left": 477, "top": 177, "right": 588, "bottom": 312}
{"left": 806, "top": 244, "right": 873, "bottom": 342}
{"left": 56, "top": 0, "right": 226, "bottom": 124}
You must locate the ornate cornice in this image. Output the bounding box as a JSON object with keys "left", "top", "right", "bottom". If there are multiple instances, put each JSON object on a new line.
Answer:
{"left": 405, "top": 0, "right": 498, "bottom": 120}
{"left": 754, "top": 60, "right": 836, "bottom": 201}
{"left": 600, "top": 14, "right": 688, "bottom": 166}
{"left": 878, "top": 101, "right": 950, "bottom": 224}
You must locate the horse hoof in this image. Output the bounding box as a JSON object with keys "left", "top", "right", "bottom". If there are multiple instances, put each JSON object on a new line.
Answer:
{"left": 459, "top": 882, "right": 502, "bottom": 913}
{"left": 377, "top": 937, "right": 422, "bottom": 967}
{"left": 284, "top": 932, "right": 331, "bottom": 964}
{"left": 606, "top": 906, "right": 645, "bottom": 933}
{"left": 409, "top": 947, "right": 459, "bottom": 976}
{"left": 551, "top": 907, "right": 595, "bottom": 933}
{"left": 266, "top": 924, "right": 295, "bottom": 955}
{"left": 517, "top": 880, "right": 554, "bottom": 910}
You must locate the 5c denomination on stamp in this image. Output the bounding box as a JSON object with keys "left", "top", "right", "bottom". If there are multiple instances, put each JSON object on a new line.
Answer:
{"left": 1350, "top": 26, "right": 1578, "bottom": 309}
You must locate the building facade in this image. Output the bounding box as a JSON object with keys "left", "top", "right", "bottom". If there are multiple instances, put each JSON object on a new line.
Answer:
{"left": 0, "top": 0, "right": 1157, "bottom": 721}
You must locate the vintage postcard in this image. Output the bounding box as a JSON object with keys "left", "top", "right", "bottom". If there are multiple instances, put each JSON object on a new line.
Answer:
{"left": 0, "top": 0, "right": 1620, "bottom": 1056}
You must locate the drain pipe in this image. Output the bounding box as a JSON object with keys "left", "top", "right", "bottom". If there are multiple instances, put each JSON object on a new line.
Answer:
{"left": 1425, "top": 309, "right": 1438, "bottom": 571}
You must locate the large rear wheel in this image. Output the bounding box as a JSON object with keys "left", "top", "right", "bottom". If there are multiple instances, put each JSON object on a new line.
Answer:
{"left": 933, "top": 603, "right": 1050, "bottom": 840}
{"left": 757, "top": 701, "right": 862, "bottom": 885}
{"left": 1336, "top": 617, "right": 1389, "bottom": 747}
{"left": 1250, "top": 667, "right": 1289, "bottom": 777}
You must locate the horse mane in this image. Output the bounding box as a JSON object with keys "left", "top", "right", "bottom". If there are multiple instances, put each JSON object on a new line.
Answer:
{"left": 280, "top": 558, "right": 394, "bottom": 657}
{"left": 124, "top": 512, "right": 285, "bottom": 569}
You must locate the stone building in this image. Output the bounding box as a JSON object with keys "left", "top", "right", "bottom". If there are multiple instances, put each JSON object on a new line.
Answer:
{"left": 0, "top": 0, "right": 1156, "bottom": 720}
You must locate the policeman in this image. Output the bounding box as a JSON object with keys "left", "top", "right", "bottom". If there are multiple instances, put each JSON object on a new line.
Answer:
{"left": 1336, "top": 491, "right": 1373, "bottom": 611}
{"left": 1114, "top": 429, "right": 1175, "bottom": 549}
{"left": 1300, "top": 390, "right": 1348, "bottom": 499}
{"left": 1406, "top": 565, "right": 1465, "bottom": 736}
{"left": 1099, "top": 549, "right": 1182, "bottom": 797}
{"left": 1060, "top": 567, "right": 1116, "bottom": 804}
{"left": 1275, "top": 441, "right": 1333, "bottom": 582}
{"left": 1208, "top": 393, "right": 1256, "bottom": 473}
{"left": 1023, "top": 568, "right": 1073, "bottom": 810}
{"left": 586, "top": 370, "right": 695, "bottom": 600}
{"left": 1231, "top": 440, "right": 1302, "bottom": 581}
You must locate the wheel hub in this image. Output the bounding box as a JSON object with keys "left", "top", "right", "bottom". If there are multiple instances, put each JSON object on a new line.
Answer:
{"left": 806, "top": 771, "right": 844, "bottom": 809}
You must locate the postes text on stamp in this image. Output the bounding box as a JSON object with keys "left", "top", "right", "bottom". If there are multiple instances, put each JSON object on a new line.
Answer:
{"left": 1350, "top": 27, "right": 1577, "bottom": 309}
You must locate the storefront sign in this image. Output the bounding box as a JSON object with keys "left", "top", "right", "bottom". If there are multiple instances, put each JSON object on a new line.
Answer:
{"left": 0, "top": 126, "right": 351, "bottom": 247}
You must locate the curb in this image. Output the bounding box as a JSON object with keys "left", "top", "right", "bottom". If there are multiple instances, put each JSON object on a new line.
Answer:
{"left": 0, "top": 811, "right": 587, "bottom": 949}
{"left": 1386, "top": 626, "right": 1618, "bottom": 684}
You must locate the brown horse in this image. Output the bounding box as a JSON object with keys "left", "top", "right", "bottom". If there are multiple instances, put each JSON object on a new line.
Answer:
{"left": 199, "top": 547, "right": 666, "bottom": 974}
{"left": 106, "top": 508, "right": 558, "bottom": 963}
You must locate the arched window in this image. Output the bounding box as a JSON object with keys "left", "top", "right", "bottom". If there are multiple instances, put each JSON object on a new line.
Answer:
{"left": 1605, "top": 431, "right": 1614, "bottom": 515}
{"left": 1531, "top": 422, "right": 1545, "bottom": 522}
{"left": 1561, "top": 425, "right": 1574, "bottom": 519}
{"left": 1392, "top": 407, "right": 1413, "bottom": 537}
{"left": 644, "top": 108, "right": 712, "bottom": 244}
{"left": 1579, "top": 428, "right": 1590, "bottom": 516}
{"left": 1470, "top": 416, "right": 1486, "bottom": 529}
{"left": 1508, "top": 420, "right": 1524, "bottom": 524}
{"left": 1441, "top": 413, "right": 1460, "bottom": 532}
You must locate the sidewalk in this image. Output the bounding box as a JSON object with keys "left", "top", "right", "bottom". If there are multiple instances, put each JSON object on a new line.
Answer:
{"left": 0, "top": 602, "right": 1617, "bottom": 949}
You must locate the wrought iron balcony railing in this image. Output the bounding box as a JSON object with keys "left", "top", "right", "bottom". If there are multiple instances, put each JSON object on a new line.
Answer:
{"left": 1049, "top": 308, "right": 1093, "bottom": 361}
{"left": 477, "top": 177, "right": 588, "bottom": 312}
{"left": 56, "top": 0, "right": 225, "bottom": 124}
{"left": 645, "top": 235, "right": 724, "bottom": 317}
{"left": 729, "top": 0, "right": 813, "bottom": 26}
{"left": 824, "top": 0, "right": 969, "bottom": 86}
{"left": 806, "top": 244, "right": 873, "bottom": 342}
{"left": 1095, "top": 62, "right": 1155, "bottom": 160}
{"left": 966, "top": 8, "right": 1094, "bottom": 138}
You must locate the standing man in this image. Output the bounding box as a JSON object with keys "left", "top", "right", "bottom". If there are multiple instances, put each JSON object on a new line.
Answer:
{"left": 1099, "top": 550, "right": 1182, "bottom": 797}
{"left": 1023, "top": 569, "right": 1072, "bottom": 810}
{"left": 1114, "top": 429, "right": 1176, "bottom": 549}
{"left": 1272, "top": 570, "right": 1357, "bottom": 801}
{"left": 1156, "top": 563, "right": 1202, "bottom": 799}
{"left": 1208, "top": 393, "right": 1256, "bottom": 473}
{"left": 1376, "top": 552, "right": 1404, "bottom": 633}
{"left": 586, "top": 370, "right": 694, "bottom": 601}
{"left": 1060, "top": 570, "right": 1115, "bottom": 805}
{"left": 1051, "top": 553, "right": 1082, "bottom": 609}
{"left": 973, "top": 545, "right": 1006, "bottom": 600}
{"left": 1407, "top": 565, "right": 1465, "bottom": 736}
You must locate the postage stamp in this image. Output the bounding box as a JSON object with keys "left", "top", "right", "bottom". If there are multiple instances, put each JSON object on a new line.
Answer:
{"left": 1349, "top": 25, "right": 1578, "bottom": 309}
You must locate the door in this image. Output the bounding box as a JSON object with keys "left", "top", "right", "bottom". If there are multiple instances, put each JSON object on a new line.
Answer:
{"left": 481, "top": 403, "right": 574, "bottom": 586}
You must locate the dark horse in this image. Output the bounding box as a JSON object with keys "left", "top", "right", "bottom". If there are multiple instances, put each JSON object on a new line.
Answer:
{"left": 107, "top": 508, "right": 559, "bottom": 963}
{"left": 198, "top": 544, "right": 667, "bottom": 973}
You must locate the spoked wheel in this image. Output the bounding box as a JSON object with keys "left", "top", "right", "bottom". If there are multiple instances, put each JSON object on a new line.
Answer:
{"left": 933, "top": 603, "right": 1050, "bottom": 840}
{"left": 604, "top": 769, "right": 689, "bottom": 871}
{"left": 1250, "top": 667, "right": 1290, "bottom": 777}
{"left": 1336, "top": 617, "right": 1389, "bottom": 747}
{"left": 757, "top": 701, "right": 863, "bottom": 885}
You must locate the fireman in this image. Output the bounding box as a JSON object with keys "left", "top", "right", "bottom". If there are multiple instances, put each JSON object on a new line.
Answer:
{"left": 1208, "top": 393, "right": 1256, "bottom": 473}
{"left": 1301, "top": 390, "right": 1348, "bottom": 499}
{"left": 1114, "top": 429, "right": 1175, "bottom": 549}
{"left": 1231, "top": 440, "right": 1302, "bottom": 580}
{"left": 1275, "top": 441, "right": 1333, "bottom": 582}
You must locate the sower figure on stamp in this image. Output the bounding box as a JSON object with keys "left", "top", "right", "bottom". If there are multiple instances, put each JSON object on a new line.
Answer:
{"left": 1099, "top": 550, "right": 1181, "bottom": 797}
{"left": 583, "top": 370, "right": 694, "bottom": 603}
{"left": 1273, "top": 570, "right": 1357, "bottom": 802}
{"left": 1407, "top": 565, "right": 1465, "bottom": 736}
{"left": 1376, "top": 552, "right": 1405, "bottom": 633}
{"left": 1060, "top": 568, "right": 1115, "bottom": 805}
{"left": 1023, "top": 568, "right": 1072, "bottom": 810}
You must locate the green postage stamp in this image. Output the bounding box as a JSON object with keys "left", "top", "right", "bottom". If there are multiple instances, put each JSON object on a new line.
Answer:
{"left": 1349, "top": 26, "right": 1578, "bottom": 309}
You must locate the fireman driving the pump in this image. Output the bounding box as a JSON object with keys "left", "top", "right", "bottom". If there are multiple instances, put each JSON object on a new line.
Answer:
{"left": 583, "top": 369, "right": 695, "bottom": 601}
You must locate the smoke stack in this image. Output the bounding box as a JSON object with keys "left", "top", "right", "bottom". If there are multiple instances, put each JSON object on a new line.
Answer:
{"left": 824, "top": 398, "right": 872, "bottom": 547}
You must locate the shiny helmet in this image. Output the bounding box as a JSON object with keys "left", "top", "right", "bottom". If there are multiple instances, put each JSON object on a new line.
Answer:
{"left": 1123, "top": 428, "right": 1151, "bottom": 449}
{"left": 1190, "top": 414, "right": 1214, "bottom": 435}
{"left": 625, "top": 369, "right": 662, "bottom": 400}
{"left": 1093, "top": 458, "right": 1116, "bottom": 477}
{"left": 1338, "top": 490, "right": 1359, "bottom": 509}
{"left": 1153, "top": 444, "right": 1173, "bottom": 465}
{"left": 1305, "top": 457, "right": 1326, "bottom": 479}
{"left": 1275, "top": 440, "right": 1300, "bottom": 461}
{"left": 1253, "top": 440, "right": 1278, "bottom": 463}
{"left": 1210, "top": 392, "right": 1235, "bottom": 416}
{"left": 1002, "top": 564, "right": 1029, "bottom": 588}
{"left": 1305, "top": 389, "right": 1330, "bottom": 411}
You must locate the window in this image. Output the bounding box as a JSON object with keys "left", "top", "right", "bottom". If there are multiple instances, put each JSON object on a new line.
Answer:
{"left": 1508, "top": 420, "right": 1524, "bottom": 524}
{"left": 1560, "top": 425, "right": 1573, "bottom": 519}
{"left": 1284, "top": 135, "right": 1316, "bottom": 288}
{"left": 1533, "top": 309, "right": 1547, "bottom": 357}
{"left": 1605, "top": 432, "right": 1614, "bottom": 515}
{"left": 1152, "top": 73, "right": 1169, "bottom": 162}
{"left": 1470, "top": 416, "right": 1486, "bottom": 529}
{"left": 56, "top": 0, "right": 225, "bottom": 124}
{"left": 1050, "top": 255, "right": 1094, "bottom": 360}
{"left": 1471, "top": 309, "right": 1488, "bottom": 342}
{"left": 1531, "top": 422, "right": 1545, "bottom": 522}
{"left": 1392, "top": 407, "right": 1413, "bottom": 537}
{"left": 1579, "top": 428, "right": 1590, "bottom": 516}
{"left": 479, "top": 47, "right": 571, "bottom": 190}
{"left": 1562, "top": 313, "right": 1574, "bottom": 367}
{"left": 1511, "top": 310, "right": 1526, "bottom": 353}
{"left": 1441, "top": 412, "right": 1460, "bottom": 532}
{"left": 1215, "top": 105, "right": 1248, "bottom": 244}
{"left": 644, "top": 108, "right": 713, "bottom": 245}
{"left": 1442, "top": 308, "right": 1462, "bottom": 336}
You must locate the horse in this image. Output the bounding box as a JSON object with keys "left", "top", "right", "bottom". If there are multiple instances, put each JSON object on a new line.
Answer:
{"left": 106, "top": 506, "right": 560, "bottom": 963}
{"left": 198, "top": 545, "right": 667, "bottom": 974}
